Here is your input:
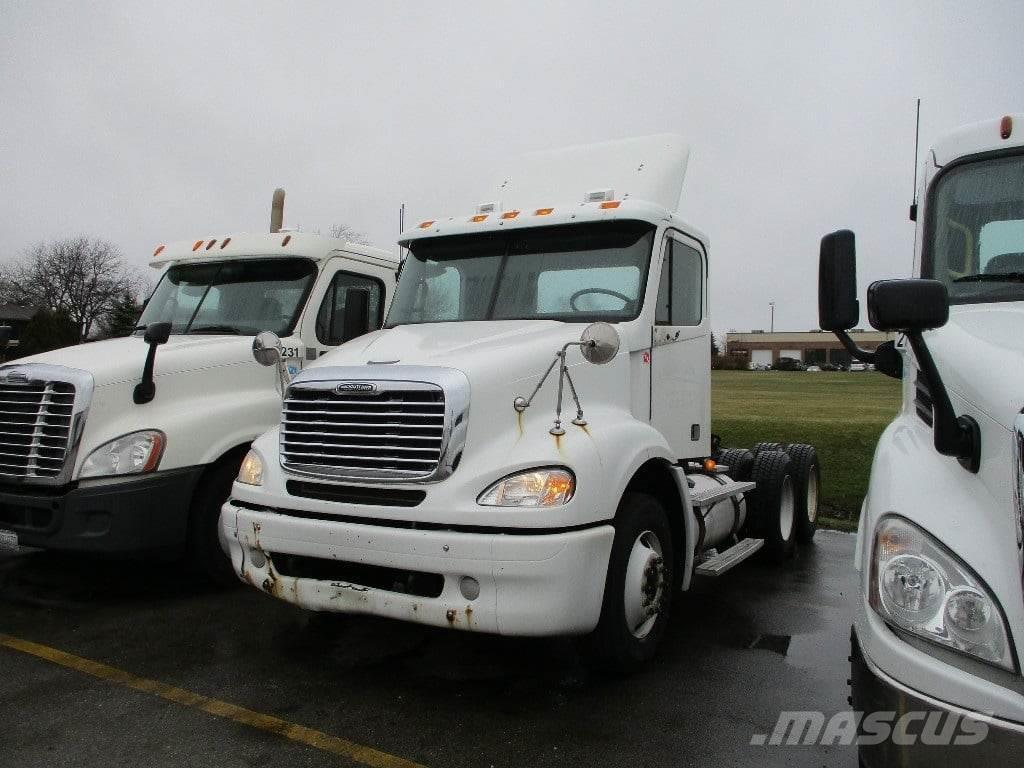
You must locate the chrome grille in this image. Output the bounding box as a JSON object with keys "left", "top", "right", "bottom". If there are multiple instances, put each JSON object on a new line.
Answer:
{"left": 0, "top": 379, "right": 76, "bottom": 479}
{"left": 281, "top": 382, "right": 446, "bottom": 480}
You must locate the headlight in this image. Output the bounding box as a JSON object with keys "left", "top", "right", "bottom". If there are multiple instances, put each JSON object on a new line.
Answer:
{"left": 79, "top": 430, "right": 165, "bottom": 479}
{"left": 236, "top": 450, "right": 264, "bottom": 486}
{"left": 870, "top": 515, "right": 1015, "bottom": 670}
{"left": 478, "top": 468, "right": 575, "bottom": 507}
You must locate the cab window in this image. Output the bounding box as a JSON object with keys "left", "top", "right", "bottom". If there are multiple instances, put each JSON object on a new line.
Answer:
{"left": 655, "top": 239, "right": 703, "bottom": 325}
{"left": 315, "top": 271, "right": 384, "bottom": 345}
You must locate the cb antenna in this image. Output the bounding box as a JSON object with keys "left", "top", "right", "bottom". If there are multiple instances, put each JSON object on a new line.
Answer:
{"left": 910, "top": 99, "right": 921, "bottom": 222}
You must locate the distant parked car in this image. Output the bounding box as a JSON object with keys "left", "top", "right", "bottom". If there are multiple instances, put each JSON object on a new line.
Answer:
{"left": 849, "top": 361, "right": 869, "bottom": 372}
{"left": 820, "top": 362, "right": 842, "bottom": 371}
{"left": 773, "top": 357, "right": 806, "bottom": 371}
{"left": 805, "top": 365, "right": 821, "bottom": 372}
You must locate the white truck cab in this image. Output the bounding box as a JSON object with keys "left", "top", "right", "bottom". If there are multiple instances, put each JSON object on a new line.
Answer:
{"left": 222, "top": 136, "right": 821, "bottom": 667}
{"left": 819, "top": 115, "right": 1024, "bottom": 763}
{"left": 0, "top": 194, "right": 397, "bottom": 580}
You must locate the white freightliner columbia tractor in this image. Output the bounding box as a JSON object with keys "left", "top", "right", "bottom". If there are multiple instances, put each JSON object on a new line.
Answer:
{"left": 820, "top": 115, "right": 1024, "bottom": 765}
{"left": 0, "top": 191, "right": 397, "bottom": 581}
{"left": 222, "top": 137, "right": 821, "bottom": 666}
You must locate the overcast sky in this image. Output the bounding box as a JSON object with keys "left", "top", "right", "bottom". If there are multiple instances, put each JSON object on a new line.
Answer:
{"left": 1, "top": 1, "right": 1020, "bottom": 334}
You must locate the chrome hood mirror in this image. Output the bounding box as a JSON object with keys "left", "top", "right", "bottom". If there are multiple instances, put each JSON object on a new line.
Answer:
{"left": 253, "top": 331, "right": 289, "bottom": 394}
{"left": 580, "top": 322, "right": 620, "bottom": 365}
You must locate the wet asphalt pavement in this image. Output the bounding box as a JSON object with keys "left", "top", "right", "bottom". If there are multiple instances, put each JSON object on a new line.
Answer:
{"left": 0, "top": 530, "right": 857, "bottom": 767}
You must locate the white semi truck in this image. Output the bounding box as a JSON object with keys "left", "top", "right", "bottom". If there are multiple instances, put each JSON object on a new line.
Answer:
{"left": 0, "top": 191, "right": 397, "bottom": 581}
{"left": 221, "top": 136, "right": 821, "bottom": 666}
{"left": 819, "top": 115, "right": 1024, "bottom": 763}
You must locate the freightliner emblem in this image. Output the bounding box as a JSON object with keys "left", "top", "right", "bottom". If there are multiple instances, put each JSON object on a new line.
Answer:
{"left": 335, "top": 382, "right": 376, "bottom": 394}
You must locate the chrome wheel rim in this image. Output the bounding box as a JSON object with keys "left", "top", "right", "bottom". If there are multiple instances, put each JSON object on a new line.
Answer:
{"left": 779, "top": 475, "right": 795, "bottom": 541}
{"left": 806, "top": 465, "right": 820, "bottom": 524}
{"left": 623, "top": 530, "right": 665, "bottom": 639}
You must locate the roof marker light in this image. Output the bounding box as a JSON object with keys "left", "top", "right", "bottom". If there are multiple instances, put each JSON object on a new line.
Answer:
{"left": 220, "top": 237, "right": 231, "bottom": 249}
{"left": 153, "top": 245, "right": 165, "bottom": 258}
{"left": 192, "top": 240, "right": 204, "bottom": 251}
{"left": 471, "top": 214, "right": 488, "bottom": 222}
{"left": 282, "top": 234, "right": 292, "bottom": 246}
{"left": 501, "top": 210, "right": 520, "bottom": 219}
{"left": 1001, "top": 115, "right": 1013, "bottom": 140}
{"left": 535, "top": 207, "right": 554, "bottom": 216}
{"left": 205, "top": 239, "right": 217, "bottom": 250}
{"left": 600, "top": 200, "right": 621, "bottom": 209}
{"left": 418, "top": 220, "right": 435, "bottom": 229}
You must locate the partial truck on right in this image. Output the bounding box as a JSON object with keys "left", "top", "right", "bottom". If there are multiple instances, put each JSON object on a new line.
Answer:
{"left": 819, "top": 114, "right": 1024, "bottom": 764}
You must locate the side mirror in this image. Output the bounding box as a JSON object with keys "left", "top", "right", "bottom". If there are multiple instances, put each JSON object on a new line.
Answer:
{"left": 340, "top": 288, "right": 372, "bottom": 343}
{"left": 143, "top": 321, "right": 171, "bottom": 346}
{"left": 818, "top": 230, "right": 859, "bottom": 332}
{"left": 867, "top": 279, "right": 949, "bottom": 332}
{"left": 252, "top": 331, "right": 283, "bottom": 366}
{"left": 133, "top": 322, "right": 172, "bottom": 405}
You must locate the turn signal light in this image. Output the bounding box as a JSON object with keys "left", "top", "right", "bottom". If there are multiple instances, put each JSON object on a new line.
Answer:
{"left": 418, "top": 220, "right": 435, "bottom": 229}
{"left": 1001, "top": 115, "right": 1013, "bottom": 140}
{"left": 501, "top": 210, "right": 520, "bottom": 219}
{"left": 600, "top": 200, "right": 621, "bottom": 209}
{"left": 153, "top": 245, "right": 165, "bottom": 258}
{"left": 192, "top": 240, "right": 204, "bottom": 251}
{"left": 535, "top": 207, "right": 554, "bottom": 216}
{"left": 703, "top": 458, "right": 717, "bottom": 472}
{"left": 471, "top": 214, "right": 488, "bottom": 222}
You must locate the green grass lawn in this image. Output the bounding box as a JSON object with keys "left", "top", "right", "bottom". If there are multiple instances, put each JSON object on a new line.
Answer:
{"left": 711, "top": 370, "right": 901, "bottom": 527}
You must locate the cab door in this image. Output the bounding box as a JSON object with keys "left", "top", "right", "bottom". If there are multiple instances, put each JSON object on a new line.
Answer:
{"left": 298, "top": 260, "right": 388, "bottom": 367}
{"left": 649, "top": 233, "right": 711, "bottom": 459}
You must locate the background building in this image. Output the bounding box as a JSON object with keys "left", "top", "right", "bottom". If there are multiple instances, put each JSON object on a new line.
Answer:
{"left": 724, "top": 329, "right": 897, "bottom": 368}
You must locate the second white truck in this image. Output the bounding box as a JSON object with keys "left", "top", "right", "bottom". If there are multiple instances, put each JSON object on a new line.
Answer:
{"left": 0, "top": 192, "right": 397, "bottom": 580}
{"left": 221, "top": 137, "right": 821, "bottom": 666}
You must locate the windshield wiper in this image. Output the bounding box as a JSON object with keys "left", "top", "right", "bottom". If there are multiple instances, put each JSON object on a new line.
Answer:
{"left": 954, "top": 272, "right": 1024, "bottom": 283}
{"left": 187, "top": 324, "right": 242, "bottom": 335}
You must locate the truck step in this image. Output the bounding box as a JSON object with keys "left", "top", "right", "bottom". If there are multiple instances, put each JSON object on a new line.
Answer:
{"left": 689, "top": 480, "right": 756, "bottom": 508}
{"left": 695, "top": 538, "right": 764, "bottom": 577}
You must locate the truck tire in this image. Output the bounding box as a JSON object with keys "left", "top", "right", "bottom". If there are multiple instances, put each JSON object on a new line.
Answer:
{"left": 748, "top": 450, "right": 796, "bottom": 563}
{"left": 584, "top": 492, "right": 674, "bottom": 670}
{"left": 751, "top": 441, "right": 784, "bottom": 455}
{"left": 187, "top": 458, "right": 242, "bottom": 587}
{"left": 784, "top": 443, "right": 819, "bottom": 544}
{"left": 716, "top": 448, "right": 754, "bottom": 481}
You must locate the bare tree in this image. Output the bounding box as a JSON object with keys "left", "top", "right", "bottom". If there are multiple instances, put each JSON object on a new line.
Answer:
{"left": 328, "top": 223, "right": 369, "bottom": 244}
{"left": 0, "top": 236, "right": 143, "bottom": 341}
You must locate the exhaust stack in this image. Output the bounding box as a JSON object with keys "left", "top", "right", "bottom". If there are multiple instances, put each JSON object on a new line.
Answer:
{"left": 270, "top": 188, "right": 285, "bottom": 233}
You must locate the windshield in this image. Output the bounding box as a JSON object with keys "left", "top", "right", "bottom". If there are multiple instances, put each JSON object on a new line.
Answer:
{"left": 386, "top": 221, "right": 656, "bottom": 326}
{"left": 924, "top": 152, "right": 1024, "bottom": 304}
{"left": 137, "top": 257, "right": 317, "bottom": 335}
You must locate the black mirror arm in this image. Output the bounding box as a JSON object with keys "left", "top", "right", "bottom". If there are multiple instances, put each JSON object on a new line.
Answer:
{"left": 906, "top": 330, "right": 980, "bottom": 473}
{"left": 133, "top": 341, "right": 161, "bottom": 404}
{"left": 834, "top": 329, "right": 877, "bottom": 364}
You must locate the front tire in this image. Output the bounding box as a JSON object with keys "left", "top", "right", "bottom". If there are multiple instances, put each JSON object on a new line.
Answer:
{"left": 187, "top": 459, "right": 242, "bottom": 586}
{"left": 584, "top": 492, "right": 674, "bottom": 670}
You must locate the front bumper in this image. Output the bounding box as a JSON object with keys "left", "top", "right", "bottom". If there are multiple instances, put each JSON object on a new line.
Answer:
{"left": 851, "top": 627, "right": 1024, "bottom": 766}
{"left": 0, "top": 467, "right": 204, "bottom": 555}
{"left": 221, "top": 501, "right": 615, "bottom": 636}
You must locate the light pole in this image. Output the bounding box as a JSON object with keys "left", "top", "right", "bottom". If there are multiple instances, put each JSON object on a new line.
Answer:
{"left": 769, "top": 302, "right": 775, "bottom": 333}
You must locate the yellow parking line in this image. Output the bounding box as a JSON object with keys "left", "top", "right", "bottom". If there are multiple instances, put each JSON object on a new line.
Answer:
{"left": 0, "top": 633, "right": 426, "bottom": 768}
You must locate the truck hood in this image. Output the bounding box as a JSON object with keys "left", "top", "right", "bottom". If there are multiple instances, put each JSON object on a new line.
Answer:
{"left": 319, "top": 321, "right": 591, "bottom": 377}
{"left": 929, "top": 303, "right": 1024, "bottom": 430}
{"left": 8, "top": 335, "right": 257, "bottom": 387}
